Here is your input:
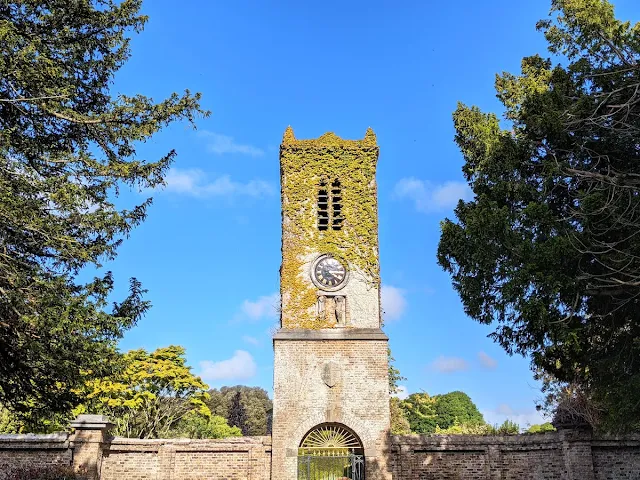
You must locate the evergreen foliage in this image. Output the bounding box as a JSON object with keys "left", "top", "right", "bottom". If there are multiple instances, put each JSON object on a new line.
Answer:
{"left": 206, "top": 386, "right": 272, "bottom": 436}
{"left": 0, "top": 0, "right": 207, "bottom": 419}
{"left": 228, "top": 390, "right": 249, "bottom": 435}
{"left": 401, "top": 393, "right": 438, "bottom": 434}
{"left": 171, "top": 413, "right": 242, "bottom": 439}
{"left": 437, "top": 0, "right": 640, "bottom": 431}
{"left": 435, "top": 419, "right": 520, "bottom": 435}
{"left": 402, "top": 391, "right": 485, "bottom": 434}
{"left": 387, "top": 349, "right": 406, "bottom": 395}
{"left": 433, "top": 391, "right": 485, "bottom": 430}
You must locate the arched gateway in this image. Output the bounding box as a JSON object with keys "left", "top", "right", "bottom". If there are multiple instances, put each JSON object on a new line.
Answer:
{"left": 271, "top": 129, "right": 391, "bottom": 480}
{"left": 298, "top": 424, "right": 365, "bottom": 480}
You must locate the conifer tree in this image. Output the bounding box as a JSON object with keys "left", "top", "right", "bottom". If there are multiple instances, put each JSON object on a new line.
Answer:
{"left": 438, "top": 0, "right": 640, "bottom": 430}
{"left": 228, "top": 390, "right": 248, "bottom": 435}
{"left": 0, "top": 0, "right": 207, "bottom": 418}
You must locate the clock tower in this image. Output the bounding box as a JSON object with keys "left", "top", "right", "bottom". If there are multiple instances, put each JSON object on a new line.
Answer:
{"left": 271, "top": 127, "right": 391, "bottom": 480}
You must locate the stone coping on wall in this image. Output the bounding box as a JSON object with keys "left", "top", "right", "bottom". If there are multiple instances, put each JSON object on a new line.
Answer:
{"left": 392, "top": 433, "right": 561, "bottom": 443}
{"left": 591, "top": 433, "right": 640, "bottom": 447}
{"left": 0, "top": 433, "right": 70, "bottom": 449}
{"left": 391, "top": 433, "right": 563, "bottom": 450}
{"left": 103, "top": 435, "right": 272, "bottom": 453}
{"left": 391, "top": 431, "right": 640, "bottom": 449}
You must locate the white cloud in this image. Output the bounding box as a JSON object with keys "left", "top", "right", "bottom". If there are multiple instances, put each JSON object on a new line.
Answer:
{"left": 381, "top": 285, "right": 406, "bottom": 321}
{"left": 392, "top": 385, "right": 409, "bottom": 400}
{"left": 478, "top": 351, "right": 498, "bottom": 370}
{"left": 162, "top": 168, "right": 274, "bottom": 198}
{"left": 242, "top": 335, "right": 260, "bottom": 346}
{"left": 430, "top": 355, "right": 470, "bottom": 373}
{"left": 394, "top": 178, "right": 472, "bottom": 212}
{"left": 241, "top": 293, "right": 280, "bottom": 321}
{"left": 199, "top": 350, "right": 257, "bottom": 381}
{"left": 198, "top": 131, "right": 264, "bottom": 157}
{"left": 482, "top": 403, "right": 549, "bottom": 430}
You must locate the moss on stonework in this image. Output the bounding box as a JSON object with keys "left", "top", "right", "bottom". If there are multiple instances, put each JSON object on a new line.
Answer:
{"left": 280, "top": 127, "right": 379, "bottom": 329}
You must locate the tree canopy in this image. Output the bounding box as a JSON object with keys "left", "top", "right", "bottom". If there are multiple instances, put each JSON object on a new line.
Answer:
{"left": 80, "top": 345, "right": 210, "bottom": 438}
{"left": 227, "top": 390, "right": 249, "bottom": 436}
{"left": 401, "top": 391, "right": 485, "bottom": 434}
{"left": 0, "top": 0, "right": 207, "bottom": 418}
{"left": 206, "top": 386, "right": 272, "bottom": 436}
{"left": 437, "top": 0, "right": 640, "bottom": 431}
{"left": 171, "top": 413, "right": 242, "bottom": 440}
{"left": 390, "top": 397, "right": 411, "bottom": 435}
{"left": 433, "top": 391, "right": 485, "bottom": 430}
{"left": 527, "top": 422, "right": 556, "bottom": 434}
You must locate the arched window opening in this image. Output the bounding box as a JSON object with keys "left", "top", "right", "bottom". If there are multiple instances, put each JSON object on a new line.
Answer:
{"left": 317, "top": 178, "right": 343, "bottom": 231}
{"left": 298, "top": 424, "right": 364, "bottom": 480}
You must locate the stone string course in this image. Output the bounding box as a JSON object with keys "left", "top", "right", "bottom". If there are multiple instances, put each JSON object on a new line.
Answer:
{"left": 0, "top": 424, "right": 639, "bottom": 479}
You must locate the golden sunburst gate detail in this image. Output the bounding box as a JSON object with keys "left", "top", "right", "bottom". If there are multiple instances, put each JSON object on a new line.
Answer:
{"left": 299, "top": 424, "right": 363, "bottom": 457}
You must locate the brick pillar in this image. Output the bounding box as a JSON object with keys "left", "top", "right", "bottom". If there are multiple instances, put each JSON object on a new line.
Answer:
{"left": 158, "top": 444, "right": 176, "bottom": 480}
{"left": 70, "top": 414, "right": 113, "bottom": 480}
{"left": 559, "top": 426, "right": 595, "bottom": 480}
{"left": 486, "top": 444, "right": 502, "bottom": 480}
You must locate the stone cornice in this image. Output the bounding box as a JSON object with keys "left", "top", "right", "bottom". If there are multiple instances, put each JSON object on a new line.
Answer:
{"left": 273, "top": 328, "right": 388, "bottom": 341}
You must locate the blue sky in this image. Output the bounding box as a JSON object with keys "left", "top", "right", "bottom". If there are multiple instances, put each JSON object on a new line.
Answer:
{"left": 103, "top": 0, "right": 638, "bottom": 428}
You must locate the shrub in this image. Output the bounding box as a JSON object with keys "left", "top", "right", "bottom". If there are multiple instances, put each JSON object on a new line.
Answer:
{"left": 527, "top": 422, "right": 556, "bottom": 434}
{"left": 170, "top": 413, "right": 242, "bottom": 439}
{"left": 5, "top": 466, "right": 82, "bottom": 480}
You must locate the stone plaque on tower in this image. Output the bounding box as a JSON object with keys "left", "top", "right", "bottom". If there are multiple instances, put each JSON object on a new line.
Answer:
{"left": 271, "top": 127, "right": 391, "bottom": 480}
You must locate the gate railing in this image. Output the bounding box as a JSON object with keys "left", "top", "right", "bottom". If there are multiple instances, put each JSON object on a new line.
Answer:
{"left": 297, "top": 453, "right": 364, "bottom": 480}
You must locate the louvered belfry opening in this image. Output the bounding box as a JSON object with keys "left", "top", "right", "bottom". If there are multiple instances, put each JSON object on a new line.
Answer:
{"left": 318, "top": 179, "right": 330, "bottom": 230}
{"left": 317, "top": 178, "right": 343, "bottom": 231}
{"left": 331, "top": 179, "right": 343, "bottom": 230}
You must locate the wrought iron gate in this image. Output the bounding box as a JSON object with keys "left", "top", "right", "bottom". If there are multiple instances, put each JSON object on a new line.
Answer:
{"left": 297, "top": 453, "right": 364, "bottom": 480}
{"left": 297, "top": 424, "right": 365, "bottom": 480}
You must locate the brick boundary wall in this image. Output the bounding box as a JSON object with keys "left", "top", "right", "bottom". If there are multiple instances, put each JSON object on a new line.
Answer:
{"left": 0, "top": 433, "right": 72, "bottom": 479}
{"left": 100, "top": 436, "right": 272, "bottom": 480}
{"left": 390, "top": 429, "right": 640, "bottom": 480}
{"left": 0, "top": 416, "right": 272, "bottom": 480}
{"left": 1, "top": 416, "right": 639, "bottom": 479}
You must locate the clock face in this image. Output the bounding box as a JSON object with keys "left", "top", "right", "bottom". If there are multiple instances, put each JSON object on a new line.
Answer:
{"left": 313, "top": 256, "right": 347, "bottom": 289}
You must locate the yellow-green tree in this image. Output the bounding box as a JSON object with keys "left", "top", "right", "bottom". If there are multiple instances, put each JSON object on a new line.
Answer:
{"left": 0, "top": 404, "right": 20, "bottom": 433}
{"left": 80, "top": 346, "right": 210, "bottom": 438}
{"left": 401, "top": 393, "right": 438, "bottom": 434}
{"left": 390, "top": 397, "right": 411, "bottom": 435}
{"left": 170, "top": 413, "right": 242, "bottom": 439}
{"left": 527, "top": 423, "right": 556, "bottom": 434}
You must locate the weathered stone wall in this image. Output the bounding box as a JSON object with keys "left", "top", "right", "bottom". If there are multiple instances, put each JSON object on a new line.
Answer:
{"left": 0, "top": 432, "right": 271, "bottom": 480}
{"left": 390, "top": 430, "right": 640, "bottom": 480}
{"left": 100, "top": 436, "right": 272, "bottom": 480}
{"left": 0, "top": 434, "right": 72, "bottom": 479}
{"left": 0, "top": 427, "right": 639, "bottom": 479}
{"left": 592, "top": 436, "right": 640, "bottom": 480}
{"left": 271, "top": 334, "right": 391, "bottom": 480}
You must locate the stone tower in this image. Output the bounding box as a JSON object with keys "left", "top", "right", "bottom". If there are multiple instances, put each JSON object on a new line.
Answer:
{"left": 271, "top": 127, "right": 391, "bottom": 480}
